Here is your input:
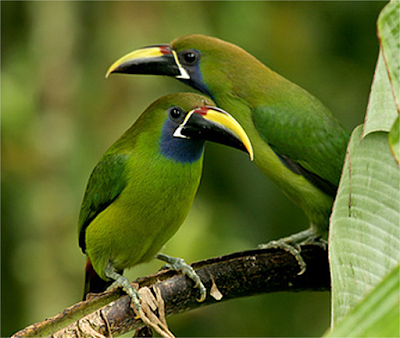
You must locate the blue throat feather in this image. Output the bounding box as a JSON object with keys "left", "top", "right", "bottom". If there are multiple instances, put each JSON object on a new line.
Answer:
{"left": 160, "top": 119, "right": 204, "bottom": 163}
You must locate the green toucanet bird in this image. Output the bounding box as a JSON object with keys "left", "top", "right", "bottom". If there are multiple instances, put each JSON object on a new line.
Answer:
{"left": 78, "top": 92, "right": 253, "bottom": 308}
{"left": 105, "top": 34, "right": 350, "bottom": 253}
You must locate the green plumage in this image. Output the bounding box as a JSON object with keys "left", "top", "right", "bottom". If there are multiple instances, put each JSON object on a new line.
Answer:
{"left": 175, "top": 35, "right": 349, "bottom": 232}
{"left": 172, "top": 35, "right": 349, "bottom": 233}
{"left": 79, "top": 93, "right": 208, "bottom": 295}
{"left": 79, "top": 91, "right": 252, "bottom": 300}
{"left": 107, "top": 34, "right": 350, "bottom": 237}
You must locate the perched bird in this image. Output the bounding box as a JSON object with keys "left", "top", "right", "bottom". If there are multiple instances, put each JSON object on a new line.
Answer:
{"left": 78, "top": 92, "right": 253, "bottom": 309}
{"left": 105, "top": 35, "right": 350, "bottom": 256}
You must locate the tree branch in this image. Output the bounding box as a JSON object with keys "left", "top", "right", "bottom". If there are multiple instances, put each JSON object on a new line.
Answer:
{"left": 13, "top": 245, "right": 330, "bottom": 338}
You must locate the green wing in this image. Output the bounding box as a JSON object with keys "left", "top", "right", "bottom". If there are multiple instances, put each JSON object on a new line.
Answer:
{"left": 78, "top": 153, "right": 128, "bottom": 253}
{"left": 252, "top": 103, "right": 349, "bottom": 194}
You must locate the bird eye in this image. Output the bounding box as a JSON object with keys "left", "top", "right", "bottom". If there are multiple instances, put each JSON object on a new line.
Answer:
{"left": 180, "top": 50, "right": 199, "bottom": 66}
{"left": 168, "top": 107, "right": 185, "bottom": 122}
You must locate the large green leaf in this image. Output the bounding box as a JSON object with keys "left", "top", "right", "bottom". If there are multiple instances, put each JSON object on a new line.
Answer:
{"left": 325, "top": 264, "right": 399, "bottom": 337}
{"left": 363, "top": 51, "right": 398, "bottom": 136}
{"left": 389, "top": 116, "right": 399, "bottom": 165}
{"left": 377, "top": 0, "right": 399, "bottom": 109}
{"left": 329, "top": 1, "right": 400, "bottom": 328}
{"left": 329, "top": 126, "right": 400, "bottom": 325}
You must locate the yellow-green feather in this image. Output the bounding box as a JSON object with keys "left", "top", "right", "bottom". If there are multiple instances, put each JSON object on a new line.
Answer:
{"left": 172, "top": 35, "right": 350, "bottom": 231}
{"left": 79, "top": 93, "right": 212, "bottom": 281}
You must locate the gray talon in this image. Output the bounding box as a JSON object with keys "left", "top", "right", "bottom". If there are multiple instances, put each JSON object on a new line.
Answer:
{"left": 258, "top": 228, "right": 326, "bottom": 275}
{"left": 105, "top": 262, "right": 142, "bottom": 312}
{"left": 156, "top": 253, "right": 207, "bottom": 302}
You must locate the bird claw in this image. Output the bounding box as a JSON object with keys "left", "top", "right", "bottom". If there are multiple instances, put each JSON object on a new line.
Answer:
{"left": 301, "top": 236, "right": 328, "bottom": 250}
{"left": 105, "top": 262, "right": 142, "bottom": 313}
{"left": 156, "top": 253, "right": 207, "bottom": 302}
{"left": 195, "top": 280, "right": 207, "bottom": 302}
{"left": 259, "top": 240, "right": 307, "bottom": 275}
{"left": 258, "top": 229, "right": 326, "bottom": 275}
{"left": 126, "top": 285, "right": 142, "bottom": 314}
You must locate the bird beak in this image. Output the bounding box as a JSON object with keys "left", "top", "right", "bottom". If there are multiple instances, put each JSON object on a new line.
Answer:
{"left": 174, "top": 106, "right": 254, "bottom": 161}
{"left": 106, "top": 44, "right": 189, "bottom": 79}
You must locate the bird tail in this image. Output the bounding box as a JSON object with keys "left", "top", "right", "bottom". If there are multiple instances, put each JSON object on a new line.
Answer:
{"left": 83, "top": 258, "right": 116, "bottom": 301}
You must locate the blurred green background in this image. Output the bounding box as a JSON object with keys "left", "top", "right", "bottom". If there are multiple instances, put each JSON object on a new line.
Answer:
{"left": 2, "top": 1, "right": 386, "bottom": 337}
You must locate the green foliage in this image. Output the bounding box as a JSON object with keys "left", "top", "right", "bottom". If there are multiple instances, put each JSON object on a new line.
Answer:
{"left": 363, "top": 53, "right": 398, "bottom": 135}
{"left": 389, "top": 116, "right": 400, "bottom": 164}
{"left": 1, "top": 2, "right": 387, "bottom": 337}
{"left": 329, "top": 127, "right": 399, "bottom": 325}
{"left": 325, "top": 264, "right": 400, "bottom": 337}
{"left": 329, "top": 1, "right": 400, "bottom": 335}
{"left": 378, "top": 0, "right": 399, "bottom": 108}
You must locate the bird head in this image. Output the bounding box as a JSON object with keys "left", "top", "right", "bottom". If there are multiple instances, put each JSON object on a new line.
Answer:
{"left": 131, "top": 93, "right": 253, "bottom": 163}
{"left": 105, "top": 35, "right": 261, "bottom": 99}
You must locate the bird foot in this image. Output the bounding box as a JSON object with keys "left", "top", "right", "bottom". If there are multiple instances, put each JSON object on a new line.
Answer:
{"left": 258, "top": 229, "right": 326, "bottom": 275}
{"left": 156, "top": 253, "right": 207, "bottom": 302}
{"left": 260, "top": 240, "right": 307, "bottom": 275}
{"left": 105, "top": 262, "right": 142, "bottom": 313}
{"left": 301, "top": 235, "right": 328, "bottom": 250}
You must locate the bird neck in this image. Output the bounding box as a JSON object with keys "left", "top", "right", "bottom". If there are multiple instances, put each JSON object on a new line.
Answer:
{"left": 222, "top": 62, "right": 286, "bottom": 106}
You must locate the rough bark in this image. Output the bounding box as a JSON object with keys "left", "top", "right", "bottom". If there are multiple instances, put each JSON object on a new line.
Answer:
{"left": 12, "top": 245, "right": 330, "bottom": 338}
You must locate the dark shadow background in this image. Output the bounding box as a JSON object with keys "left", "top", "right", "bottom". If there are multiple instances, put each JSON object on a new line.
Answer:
{"left": 2, "top": 1, "right": 386, "bottom": 336}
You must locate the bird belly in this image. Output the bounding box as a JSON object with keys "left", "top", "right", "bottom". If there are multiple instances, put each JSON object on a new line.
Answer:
{"left": 254, "top": 136, "right": 333, "bottom": 229}
{"left": 85, "top": 198, "right": 190, "bottom": 279}
{"left": 85, "top": 163, "right": 200, "bottom": 280}
{"left": 235, "top": 114, "right": 334, "bottom": 231}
